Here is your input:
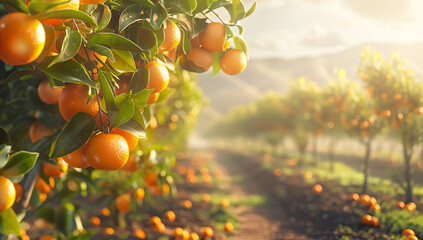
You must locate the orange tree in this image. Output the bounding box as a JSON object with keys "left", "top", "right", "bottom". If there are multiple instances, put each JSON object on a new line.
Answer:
{"left": 0, "top": 0, "right": 255, "bottom": 238}
{"left": 359, "top": 48, "right": 423, "bottom": 202}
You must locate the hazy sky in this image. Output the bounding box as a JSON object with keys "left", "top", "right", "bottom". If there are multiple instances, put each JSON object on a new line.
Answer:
{"left": 240, "top": 0, "right": 423, "bottom": 59}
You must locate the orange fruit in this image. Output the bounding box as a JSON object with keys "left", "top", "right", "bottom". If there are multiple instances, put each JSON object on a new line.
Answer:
{"left": 371, "top": 217, "right": 379, "bottom": 227}
{"left": 116, "top": 193, "right": 131, "bottom": 213}
{"left": 183, "top": 200, "right": 192, "bottom": 209}
{"left": 39, "top": 0, "right": 80, "bottom": 25}
{"left": 203, "top": 193, "right": 211, "bottom": 202}
{"left": 0, "top": 13, "right": 45, "bottom": 65}
{"left": 202, "top": 227, "right": 213, "bottom": 237}
{"left": 40, "top": 236, "right": 56, "bottom": 240}
{"left": 14, "top": 183, "right": 22, "bottom": 201}
{"left": 165, "top": 210, "right": 175, "bottom": 222}
{"left": 220, "top": 49, "right": 247, "bottom": 75}
{"left": 134, "top": 229, "right": 146, "bottom": 239}
{"left": 361, "top": 214, "right": 373, "bottom": 226}
{"left": 101, "top": 207, "right": 111, "bottom": 217}
{"left": 145, "top": 61, "right": 170, "bottom": 93}
{"left": 78, "top": 48, "right": 107, "bottom": 68}
{"left": 406, "top": 202, "right": 417, "bottom": 212}
{"left": 187, "top": 48, "right": 213, "bottom": 71}
{"left": 360, "top": 194, "right": 371, "bottom": 206}
{"left": 397, "top": 201, "right": 406, "bottom": 209}
{"left": 407, "top": 236, "right": 418, "bottom": 240}
{"left": 85, "top": 133, "right": 129, "bottom": 170}
{"left": 0, "top": 176, "right": 16, "bottom": 212}
{"left": 29, "top": 121, "right": 55, "bottom": 143}
{"left": 79, "top": 0, "right": 102, "bottom": 4}
{"left": 147, "top": 92, "right": 160, "bottom": 105}
{"left": 199, "top": 22, "right": 226, "bottom": 52}
{"left": 144, "top": 172, "right": 158, "bottom": 187}
{"left": 224, "top": 222, "right": 234, "bottom": 233}
{"left": 42, "top": 158, "right": 68, "bottom": 177}
{"left": 58, "top": 84, "right": 99, "bottom": 121}
{"left": 273, "top": 168, "right": 282, "bottom": 176}
{"left": 110, "top": 128, "right": 138, "bottom": 151}
{"left": 190, "top": 35, "right": 201, "bottom": 48}
{"left": 38, "top": 81, "right": 63, "bottom": 104}
{"left": 173, "top": 227, "right": 184, "bottom": 238}
{"left": 349, "top": 193, "right": 359, "bottom": 202}
{"left": 104, "top": 227, "right": 115, "bottom": 235}
{"left": 154, "top": 222, "right": 166, "bottom": 233}
{"left": 122, "top": 156, "right": 138, "bottom": 173}
{"left": 402, "top": 229, "right": 415, "bottom": 237}
{"left": 149, "top": 216, "right": 161, "bottom": 225}
{"left": 369, "top": 197, "right": 377, "bottom": 206}
{"left": 189, "top": 233, "right": 199, "bottom": 240}
{"left": 35, "top": 177, "right": 51, "bottom": 194}
{"left": 151, "top": 184, "right": 163, "bottom": 195}
{"left": 135, "top": 188, "right": 145, "bottom": 200}
{"left": 221, "top": 199, "right": 230, "bottom": 208}
{"left": 62, "top": 144, "right": 90, "bottom": 168}
{"left": 39, "top": 193, "right": 47, "bottom": 202}
{"left": 90, "top": 216, "right": 101, "bottom": 226}
{"left": 370, "top": 204, "right": 381, "bottom": 212}
{"left": 48, "top": 177, "right": 55, "bottom": 188}
{"left": 182, "top": 230, "right": 189, "bottom": 240}
{"left": 312, "top": 184, "right": 323, "bottom": 194}
{"left": 159, "top": 21, "right": 181, "bottom": 52}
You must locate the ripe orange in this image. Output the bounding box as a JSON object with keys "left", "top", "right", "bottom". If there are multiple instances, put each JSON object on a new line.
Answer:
{"left": 402, "top": 229, "right": 415, "bottom": 237}
{"left": 407, "top": 236, "right": 418, "bottom": 240}
{"left": 312, "top": 184, "right": 323, "bottom": 194}
{"left": 224, "top": 222, "right": 234, "bottom": 233}
{"left": 104, "top": 227, "right": 115, "bottom": 235}
{"left": 190, "top": 35, "right": 201, "bottom": 48}
{"left": 145, "top": 61, "right": 170, "bottom": 93}
{"left": 159, "top": 21, "right": 181, "bottom": 52}
{"left": 35, "top": 177, "right": 51, "bottom": 194}
{"left": 370, "top": 204, "right": 381, "bottom": 212}
{"left": 173, "top": 227, "right": 184, "bottom": 238}
{"left": 40, "top": 235, "right": 56, "bottom": 240}
{"left": 154, "top": 222, "right": 166, "bottom": 233}
{"left": 78, "top": 48, "right": 107, "bottom": 68}
{"left": 144, "top": 172, "right": 158, "bottom": 187}
{"left": 149, "top": 216, "right": 161, "bottom": 225}
{"left": 360, "top": 194, "right": 371, "bottom": 206}
{"left": 115, "top": 193, "right": 131, "bottom": 213}
{"left": 38, "top": 81, "right": 63, "bottom": 104}
{"left": 349, "top": 193, "right": 359, "bottom": 202}
{"left": 189, "top": 233, "right": 199, "bottom": 240}
{"left": 110, "top": 128, "right": 138, "bottom": 151}
{"left": 147, "top": 92, "right": 160, "bottom": 105}
{"left": 89, "top": 216, "right": 101, "bottom": 226}
{"left": 397, "top": 201, "right": 406, "bottom": 209}
{"left": 121, "top": 156, "right": 138, "bottom": 173}
{"left": 183, "top": 200, "right": 192, "bottom": 209}
{"left": 370, "top": 217, "right": 379, "bottom": 227}
{"left": 361, "top": 214, "right": 372, "bottom": 226}
{"left": 134, "top": 229, "right": 146, "bottom": 239}
{"left": 203, "top": 193, "right": 211, "bottom": 202}
{"left": 39, "top": 0, "right": 80, "bottom": 25}
{"left": 220, "top": 49, "right": 247, "bottom": 75}
{"left": 48, "top": 177, "right": 55, "bottom": 188}
{"left": 406, "top": 202, "right": 417, "bottom": 212}
{"left": 135, "top": 188, "right": 145, "bottom": 200}
{"left": 221, "top": 199, "right": 230, "bottom": 208}
{"left": 14, "top": 183, "right": 22, "bottom": 201}
{"left": 39, "top": 193, "right": 47, "bottom": 202}
{"left": 42, "top": 158, "right": 68, "bottom": 177}
{"left": 199, "top": 22, "right": 226, "bottom": 52}
{"left": 58, "top": 84, "right": 99, "bottom": 121}
{"left": 0, "top": 13, "right": 45, "bottom": 65}
{"left": 165, "top": 210, "right": 175, "bottom": 222}
{"left": 0, "top": 176, "right": 16, "bottom": 212}
{"left": 62, "top": 145, "right": 90, "bottom": 168}
{"left": 85, "top": 133, "right": 129, "bottom": 170}
{"left": 29, "top": 121, "right": 55, "bottom": 143}
{"left": 101, "top": 207, "right": 111, "bottom": 217}
{"left": 187, "top": 48, "right": 214, "bottom": 71}
{"left": 202, "top": 227, "right": 213, "bottom": 237}
{"left": 369, "top": 197, "right": 377, "bottom": 206}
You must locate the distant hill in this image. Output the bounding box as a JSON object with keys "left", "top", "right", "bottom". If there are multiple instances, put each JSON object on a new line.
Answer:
{"left": 194, "top": 42, "right": 423, "bottom": 133}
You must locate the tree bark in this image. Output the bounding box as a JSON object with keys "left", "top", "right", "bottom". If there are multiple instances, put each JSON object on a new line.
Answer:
{"left": 312, "top": 137, "right": 318, "bottom": 166}
{"left": 362, "top": 140, "right": 372, "bottom": 194}
{"left": 328, "top": 139, "right": 336, "bottom": 172}
{"left": 402, "top": 140, "right": 414, "bottom": 203}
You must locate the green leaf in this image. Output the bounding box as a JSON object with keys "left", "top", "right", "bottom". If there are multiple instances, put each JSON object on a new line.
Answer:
{"left": 29, "top": 0, "right": 70, "bottom": 13}
{"left": 0, "top": 151, "right": 38, "bottom": 177}
{"left": 150, "top": 3, "right": 168, "bottom": 30}
{"left": 182, "top": 29, "right": 191, "bottom": 55}
{"left": 49, "top": 29, "right": 82, "bottom": 67}
{"left": 224, "top": 0, "right": 245, "bottom": 23}
{"left": 49, "top": 112, "right": 96, "bottom": 158}
{"left": 233, "top": 36, "right": 248, "bottom": 55}
{"left": 1, "top": 0, "right": 29, "bottom": 13}
{"left": 38, "top": 57, "right": 95, "bottom": 88}
{"left": 98, "top": 69, "right": 115, "bottom": 111}
{"left": 155, "top": 88, "right": 173, "bottom": 103}
{"left": 132, "top": 89, "right": 153, "bottom": 109}
{"left": 130, "top": 68, "right": 149, "bottom": 92}
{"left": 208, "top": 0, "right": 231, "bottom": 11}
{"left": 0, "top": 208, "right": 21, "bottom": 236}
{"left": 88, "top": 44, "right": 115, "bottom": 62}
{"left": 119, "top": 119, "right": 146, "bottom": 139}
{"left": 225, "top": 24, "right": 234, "bottom": 40}
{"left": 37, "top": 9, "right": 97, "bottom": 27}
{"left": 131, "top": 0, "right": 154, "bottom": 7}
{"left": 119, "top": 4, "right": 146, "bottom": 33}
{"left": 245, "top": 1, "right": 256, "bottom": 18}
{"left": 35, "top": 206, "right": 56, "bottom": 224}
{"left": 113, "top": 98, "right": 135, "bottom": 127}
{"left": 57, "top": 203, "right": 76, "bottom": 236}
{"left": 212, "top": 51, "right": 223, "bottom": 76}
{"left": 109, "top": 49, "right": 137, "bottom": 72}
{"left": 92, "top": 4, "right": 111, "bottom": 31}
{"left": 164, "top": 0, "right": 197, "bottom": 15}
{"left": 0, "top": 145, "right": 12, "bottom": 169}
{"left": 0, "top": 128, "right": 9, "bottom": 145}
{"left": 88, "top": 32, "right": 146, "bottom": 52}
{"left": 3, "top": 70, "right": 34, "bottom": 86}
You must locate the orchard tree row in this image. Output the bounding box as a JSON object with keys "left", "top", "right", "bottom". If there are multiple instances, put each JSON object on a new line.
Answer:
{"left": 0, "top": 0, "right": 255, "bottom": 238}
{"left": 206, "top": 47, "right": 423, "bottom": 204}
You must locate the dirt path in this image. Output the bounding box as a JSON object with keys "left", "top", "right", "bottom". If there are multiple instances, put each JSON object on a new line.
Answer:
{"left": 213, "top": 150, "right": 310, "bottom": 240}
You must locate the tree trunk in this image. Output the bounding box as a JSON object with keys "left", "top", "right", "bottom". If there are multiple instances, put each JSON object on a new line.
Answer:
{"left": 298, "top": 143, "right": 307, "bottom": 167}
{"left": 362, "top": 140, "right": 372, "bottom": 194}
{"left": 312, "top": 137, "right": 318, "bottom": 166}
{"left": 328, "top": 139, "right": 336, "bottom": 172}
{"left": 402, "top": 140, "right": 413, "bottom": 203}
